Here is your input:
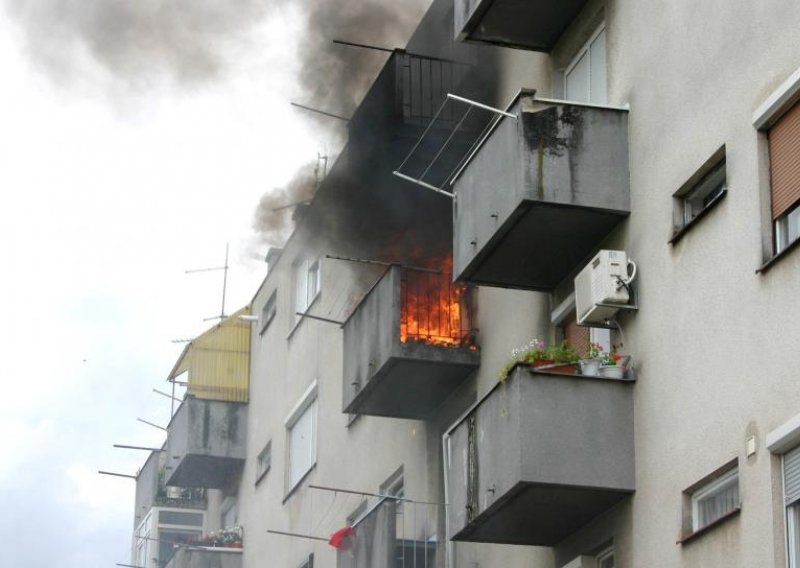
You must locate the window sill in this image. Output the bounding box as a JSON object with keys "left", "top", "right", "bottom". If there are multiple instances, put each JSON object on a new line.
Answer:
{"left": 254, "top": 466, "right": 270, "bottom": 487}
{"left": 282, "top": 464, "right": 316, "bottom": 504}
{"left": 756, "top": 236, "right": 800, "bottom": 274}
{"left": 668, "top": 189, "right": 727, "bottom": 245}
{"left": 676, "top": 506, "right": 741, "bottom": 545}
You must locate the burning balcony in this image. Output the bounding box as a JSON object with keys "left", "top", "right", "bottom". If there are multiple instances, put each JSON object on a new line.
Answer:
{"left": 452, "top": 91, "right": 630, "bottom": 290}
{"left": 165, "top": 396, "right": 247, "bottom": 490}
{"left": 342, "top": 263, "right": 479, "bottom": 420}
{"left": 454, "top": 0, "right": 589, "bottom": 51}
{"left": 445, "top": 366, "right": 634, "bottom": 546}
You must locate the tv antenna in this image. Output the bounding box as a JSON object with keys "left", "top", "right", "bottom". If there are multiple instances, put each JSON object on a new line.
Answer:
{"left": 185, "top": 243, "right": 230, "bottom": 322}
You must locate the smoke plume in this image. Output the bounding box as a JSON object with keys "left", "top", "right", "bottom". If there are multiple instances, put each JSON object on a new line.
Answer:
{"left": 253, "top": 162, "right": 319, "bottom": 247}
{"left": 2, "top": 0, "right": 268, "bottom": 87}
{"left": 252, "top": 0, "right": 431, "bottom": 245}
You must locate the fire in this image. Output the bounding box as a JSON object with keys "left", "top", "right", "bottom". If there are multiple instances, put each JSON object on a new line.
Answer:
{"left": 399, "top": 255, "right": 474, "bottom": 348}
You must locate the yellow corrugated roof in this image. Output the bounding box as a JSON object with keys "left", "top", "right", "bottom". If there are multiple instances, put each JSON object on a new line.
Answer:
{"left": 168, "top": 306, "right": 251, "bottom": 403}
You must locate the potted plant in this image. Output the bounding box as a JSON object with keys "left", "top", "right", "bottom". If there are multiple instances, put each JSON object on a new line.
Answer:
{"left": 499, "top": 338, "right": 579, "bottom": 380}
{"left": 599, "top": 349, "right": 626, "bottom": 379}
{"left": 579, "top": 342, "right": 605, "bottom": 376}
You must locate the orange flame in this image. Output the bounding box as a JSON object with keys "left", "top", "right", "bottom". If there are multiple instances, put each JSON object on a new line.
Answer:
{"left": 399, "top": 255, "right": 474, "bottom": 348}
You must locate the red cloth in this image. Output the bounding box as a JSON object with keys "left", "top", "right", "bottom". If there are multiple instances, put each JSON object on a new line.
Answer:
{"left": 328, "top": 526, "right": 355, "bottom": 549}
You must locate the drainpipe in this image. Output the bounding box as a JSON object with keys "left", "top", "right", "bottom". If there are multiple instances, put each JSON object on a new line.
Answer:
{"left": 442, "top": 431, "right": 456, "bottom": 568}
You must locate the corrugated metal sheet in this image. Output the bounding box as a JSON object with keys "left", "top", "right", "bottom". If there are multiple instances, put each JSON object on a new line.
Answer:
{"left": 769, "top": 100, "right": 800, "bottom": 220}
{"left": 168, "top": 306, "right": 251, "bottom": 402}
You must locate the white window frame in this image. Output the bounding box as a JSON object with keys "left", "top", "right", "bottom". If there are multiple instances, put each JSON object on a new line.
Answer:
{"left": 767, "top": 415, "right": 800, "bottom": 568}
{"left": 564, "top": 23, "right": 607, "bottom": 105}
{"left": 292, "top": 258, "right": 321, "bottom": 327}
{"left": 690, "top": 466, "right": 740, "bottom": 531}
{"left": 285, "top": 381, "right": 318, "bottom": 494}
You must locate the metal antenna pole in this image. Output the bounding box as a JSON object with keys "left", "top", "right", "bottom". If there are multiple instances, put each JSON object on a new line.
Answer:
{"left": 185, "top": 244, "right": 230, "bottom": 322}
{"left": 221, "top": 243, "right": 229, "bottom": 320}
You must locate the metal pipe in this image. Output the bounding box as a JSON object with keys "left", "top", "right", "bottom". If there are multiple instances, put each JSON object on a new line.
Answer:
{"left": 98, "top": 470, "right": 137, "bottom": 479}
{"left": 392, "top": 171, "right": 453, "bottom": 198}
{"left": 290, "top": 102, "right": 350, "bottom": 122}
{"left": 267, "top": 529, "right": 328, "bottom": 542}
{"left": 332, "top": 39, "right": 394, "bottom": 53}
{"left": 309, "top": 484, "right": 444, "bottom": 506}
{"left": 325, "top": 254, "right": 442, "bottom": 274}
{"left": 113, "top": 444, "right": 164, "bottom": 452}
{"left": 294, "top": 312, "right": 344, "bottom": 325}
{"left": 152, "top": 388, "right": 182, "bottom": 403}
{"left": 446, "top": 93, "right": 518, "bottom": 119}
{"left": 136, "top": 417, "right": 167, "bottom": 431}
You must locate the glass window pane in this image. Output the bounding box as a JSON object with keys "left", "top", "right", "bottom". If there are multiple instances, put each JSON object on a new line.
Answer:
{"left": 692, "top": 469, "right": 739, "bottom": 530}
{"left": 789, "top": 503, "right": 800, "bottom": 568}
{"left": 589, "top": 29, "right": 607, "bottom": 104}
{"left": 288, "top": 400, "right": 316, "bottom": 488}
{"left": 566, "top": 51, "right": 590, "bottom": 103}
{"left": 294, "top": 262, "right": 308, "bottom": 318}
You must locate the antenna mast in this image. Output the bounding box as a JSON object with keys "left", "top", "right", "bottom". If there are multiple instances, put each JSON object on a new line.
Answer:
{"left": 185, "top": 243, "right": 230, "bottom": 322}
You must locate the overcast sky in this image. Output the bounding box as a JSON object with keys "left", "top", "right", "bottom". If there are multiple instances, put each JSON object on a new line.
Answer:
{"left": 0, "top": 0, "right": 429, "bottom": 564}
{"left": 0, "top": 3, "right": 336, "bottom": 567}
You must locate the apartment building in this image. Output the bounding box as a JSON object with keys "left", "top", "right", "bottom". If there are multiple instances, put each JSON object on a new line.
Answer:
{"left": 131, "top": 0, "right": 800, "bottom": 567}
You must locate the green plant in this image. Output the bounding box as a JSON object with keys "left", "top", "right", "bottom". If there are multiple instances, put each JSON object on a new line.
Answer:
{"left": 499, "top": 338, "right": 579, "bottom": 380}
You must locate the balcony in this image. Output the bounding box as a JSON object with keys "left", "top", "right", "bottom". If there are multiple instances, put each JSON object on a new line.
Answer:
{"left": 165, "top": 547, "right": 242, "bottom": 568}
{"left": 445, "top": 366, "right": 634, "bottom": 546}
{"left": 452, "top": 92, "right": 630, "bottom": 290}
{"left": 166, "top": 396, "right": 247, "bottom": 489}
{"left": 342, "top": 265, "right": 479, "bottom": 420}
{"left": 337, "top": 497, "right": 437, "bottom": 568}
{"left": 454, "top": 0, "right": 589, "bottom": 51}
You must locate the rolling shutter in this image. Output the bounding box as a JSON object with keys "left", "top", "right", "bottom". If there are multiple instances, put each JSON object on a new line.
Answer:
{"left": 785, "top": 445, "right": 800, "bottom": 505}
{"left": 769, "top": 100, "right": 800, "bottom": 220}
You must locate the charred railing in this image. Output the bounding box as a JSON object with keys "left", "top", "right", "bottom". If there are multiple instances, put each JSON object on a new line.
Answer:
{"left": 342, "top": 264, "right": 479, "bottom": 419}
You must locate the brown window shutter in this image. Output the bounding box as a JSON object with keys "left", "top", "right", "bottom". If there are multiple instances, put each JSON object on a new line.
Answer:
{"left": 769, "top": 100, "right": 800, "bottom": 220}
{"left": 562, "top": 311, "right": 590, "bottom": 358}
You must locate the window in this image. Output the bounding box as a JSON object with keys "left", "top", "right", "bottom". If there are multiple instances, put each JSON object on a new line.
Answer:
{"left": 255, "top": 441, "right": 271, "bottom": 485}
{"left": 596, "top": 546, "right": 615, "bottom": 568}
{"left": 681, "top": 462, "right": 740, "bottom": 540}
{"left": 784, "top": 446, "right": 800, "bottom": 567}
{"left": 260, "top": 291, "right": 277, "bottom": 334}
{"left": 769, "top": 100, "right": 800, "bottom": 254}
{"left": 670, "top": 148, "right": 727, "bottom": 243}
{"left": 286, "top": 383, "right": 318, "bottom": 493}
{"left": 221, "top": 497, "right": 238, "bottom": 529}
{"left": 293, "top": 258, "right": 321, "bottom": 324}
{"left": 564, "top": 24, "right": 607, "bottom": 105}
{"left": 298, "top": 554, "right": 314, "bottom": 568}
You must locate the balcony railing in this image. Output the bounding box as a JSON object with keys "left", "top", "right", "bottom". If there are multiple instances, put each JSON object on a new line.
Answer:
{"left": 445, "top": 365, "right": 635, "bottom": 545}
{"left": 342, "top": 264, "right": 479, "bottom": 419}
{"left": 337, "top": 497, "right": 437, "bottom": 568}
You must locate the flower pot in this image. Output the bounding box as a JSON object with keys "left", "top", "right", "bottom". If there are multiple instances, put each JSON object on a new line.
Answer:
{"left": 599, "top": 365, "right": 624, "bottom": 379}
{"left": 532, "top": 360, "right": 576, "bottom": 374}
{"left": 579, "top": 358, "right": 603, "bottom": 376}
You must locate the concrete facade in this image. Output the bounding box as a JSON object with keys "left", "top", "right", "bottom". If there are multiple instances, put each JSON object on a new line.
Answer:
{"left": 130, "top": 0, "right": 800, "bottom": 567}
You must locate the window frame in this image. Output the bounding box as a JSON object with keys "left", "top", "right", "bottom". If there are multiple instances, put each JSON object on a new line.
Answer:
{"left": 564, "top": 23, "right": 607, "bottom": 105}
{"left": 669, "top": 147, "right": 727, "bottom": 244}
{"left": 679, "top": 459, "right": 741, "bottom": 543}
{"left": 259, "top": 290, "right": 277, "bottom": 335}
{"left": 753, "top": 65, "right": 800, "bottom": 271}
{"left": 290, "top": 257, "right": 322, "bottom": 332}
{"left": 255, "top": 440, "right": 272, "bottom": 485}
{"left": 284, "top": 382, "right": 319, "bottom": 497}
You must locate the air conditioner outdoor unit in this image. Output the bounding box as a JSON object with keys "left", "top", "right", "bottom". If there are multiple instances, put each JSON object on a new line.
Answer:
{"left": 575, "top": 250, "right": 637, "bottom": 326}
